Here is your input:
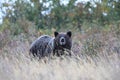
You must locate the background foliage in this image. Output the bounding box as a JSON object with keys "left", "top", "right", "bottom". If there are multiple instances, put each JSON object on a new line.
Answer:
{"left": 1, "top": 0, "right": 120, "bottom": 31}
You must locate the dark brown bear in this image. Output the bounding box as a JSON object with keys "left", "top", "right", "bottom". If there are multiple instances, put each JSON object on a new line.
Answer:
{"left": 53, "top": 31, "right": 72, "bottom": 56}
{"left": 29, "top": 31, "right": 72, "bottom": 58}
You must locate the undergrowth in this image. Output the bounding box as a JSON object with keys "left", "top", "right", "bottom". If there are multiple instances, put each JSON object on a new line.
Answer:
{"left": 0, "top": 21, "right": 120, "bottom": 80}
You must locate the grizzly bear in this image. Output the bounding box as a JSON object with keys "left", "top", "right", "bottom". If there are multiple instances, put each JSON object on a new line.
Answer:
{"left": 29, "top": 31, "right": 72, "bottom": 58}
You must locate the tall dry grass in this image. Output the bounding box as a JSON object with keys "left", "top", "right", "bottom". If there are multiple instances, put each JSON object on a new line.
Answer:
{"left": 0, "top": 47, "right": 120, "bottom": 80}
{"left": 0, "top": 22, "right": 120, "bottom": 80}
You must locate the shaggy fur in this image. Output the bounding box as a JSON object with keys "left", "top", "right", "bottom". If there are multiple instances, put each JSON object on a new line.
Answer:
{"left": 53, "top": 31, "right": 72, "bottom": 56}
{"left": 29, "top": 31, "right": 72, "bottom": 58}
{"left": 29, "top": 35, "right": 53, "bottom": 58}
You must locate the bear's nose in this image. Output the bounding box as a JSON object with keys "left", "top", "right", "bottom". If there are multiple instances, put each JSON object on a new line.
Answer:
{"left": 60, "top": 37, "right": 66, "bottom": 45}
{"left": 61, "top": 38, "right": 64, "bottom": 42}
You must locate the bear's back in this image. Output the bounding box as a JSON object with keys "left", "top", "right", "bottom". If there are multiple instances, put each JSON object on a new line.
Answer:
{"left": 30, "top": 35, "right": 53, "bottom": 58}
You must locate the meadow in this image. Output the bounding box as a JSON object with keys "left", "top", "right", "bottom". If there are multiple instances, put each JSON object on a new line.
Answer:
{"left": 0, "top": 21, "right": 120, "bottom": 80}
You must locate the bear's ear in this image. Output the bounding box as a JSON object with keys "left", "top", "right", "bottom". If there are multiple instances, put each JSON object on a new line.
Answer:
{"left": 67, "top": 31, "right": 72, "bottom": 37}
{"left": 54, "top": 31, "right": 59, "bottom": 37}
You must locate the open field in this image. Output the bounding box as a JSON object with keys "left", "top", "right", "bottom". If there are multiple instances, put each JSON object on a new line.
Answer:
{"left": 0, "top": 51, "right": 120, "bottom": 80}
{"left": 0, "top": 0, "right": 120, "bottom": 79}
{"left": 0, "top": 27, "right": 120, "bottom": 80}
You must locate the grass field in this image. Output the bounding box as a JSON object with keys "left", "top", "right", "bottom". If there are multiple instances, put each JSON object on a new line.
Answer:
{"left": 0, "top": 23, "right": 120, "bottom": 80}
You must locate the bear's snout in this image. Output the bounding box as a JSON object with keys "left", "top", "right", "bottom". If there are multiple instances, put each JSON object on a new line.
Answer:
{"left": 60, "top": 37, "right": 66, "bottom": 45}
{"left": 61, "top": 38, "right": 65, "bottom": 42}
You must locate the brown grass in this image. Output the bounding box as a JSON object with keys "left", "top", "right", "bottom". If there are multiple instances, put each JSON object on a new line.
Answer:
{"left": 0, "top": 48, "right": 120, "bottom": 80}
{"left": 0, "top": 27, "right": 120, "bottom": 80}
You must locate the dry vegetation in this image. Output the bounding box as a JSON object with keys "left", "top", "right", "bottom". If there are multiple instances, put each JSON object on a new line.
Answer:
{"left": 0, "top": 22, "right": 120, "bottom": 80}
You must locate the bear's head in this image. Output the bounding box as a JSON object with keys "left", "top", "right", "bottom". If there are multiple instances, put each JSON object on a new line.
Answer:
{"left": 53, "top": 31, "right": 72, "bottom": 56}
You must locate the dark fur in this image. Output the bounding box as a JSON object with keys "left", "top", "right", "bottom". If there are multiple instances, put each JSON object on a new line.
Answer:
{"left": 53, "top": 31, "right": 72, "bottom": 56}
{"left": 29, "top": 35, "right": 53, "bottom": 58}
{"left": 29, "top": 31, "right": 72, "bottom": 58}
